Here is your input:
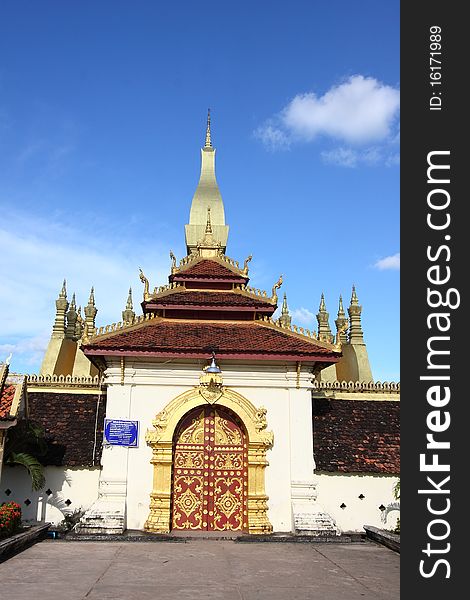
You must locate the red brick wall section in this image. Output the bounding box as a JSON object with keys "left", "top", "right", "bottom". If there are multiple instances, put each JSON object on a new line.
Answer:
{"left": 27, "top": 392, "right": 107, "bottom": 467}
{"left": 312, "top": 398, "right": 400, "bottom": 474}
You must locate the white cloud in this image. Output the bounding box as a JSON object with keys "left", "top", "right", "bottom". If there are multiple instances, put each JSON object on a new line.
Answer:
{"left": 321, "top": 147, "right": 360, "bottom": 168}
{"left": 291, "top": 307, "right": 316, "bottom": 326}
{"left": 0, "top": 209, "right": 172, "bottom": 372}
{"left": 0, "top": 333, "right": 50, "bottom": 368}
{"left": 253, "top": 123, "right": 290, "bottom": 151}
{"left": 283, "top": 75, "right": 399, "bottom": 143}
{"left": 374, "top": 253, "right": 400, "bottom": 270}
{"left": 255, "top": 75, "right": 400, "bottom": 165}
{"left": 321, "top": 145, "right": 397, "bottom": 168}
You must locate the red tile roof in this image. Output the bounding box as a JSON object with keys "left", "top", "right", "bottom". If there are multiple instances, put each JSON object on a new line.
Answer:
{"left": 0, "top": 384, "right": 16, "bottom": 420}
{"left": 145, "top": 289, "right": 273, "bottom": 309}
{"left": 313, "top": 398, "right": 400, "bottom": 474}
{"left": 171, "top": 259, "right": 247, "bottom": 281}
{"left": 84, "top": 319, "right": 340, "bottom": 361}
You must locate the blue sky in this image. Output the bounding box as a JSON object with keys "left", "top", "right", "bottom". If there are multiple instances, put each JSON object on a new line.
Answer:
{"left": 0, "top": 1, "right": 399, "bottom": 380}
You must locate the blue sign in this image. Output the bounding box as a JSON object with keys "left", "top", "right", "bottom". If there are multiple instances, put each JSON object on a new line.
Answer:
{"left": 104, "top": 419, "right": 139, "bottom": 447}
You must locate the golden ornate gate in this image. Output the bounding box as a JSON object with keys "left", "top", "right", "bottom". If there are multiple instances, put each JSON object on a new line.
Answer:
{"left": 171, "top": 406, "right": 248, "bottom": 531}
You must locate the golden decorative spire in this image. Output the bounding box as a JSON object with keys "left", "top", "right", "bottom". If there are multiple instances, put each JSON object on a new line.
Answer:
{"left": 84, "top": 287, "right": 98, "bottom": 337}
{"left": 351, "top": 284, "right": 359, "bottom": 305}
{"left": 122, "top": 287, "right": 135, "bottom": 323}
{"left": 348, "top": 285, "right": 364, "bottom": 343}
{"left": 52, "top": 279, "right": 69, "bottom": 338}
{"left": 338, "top": 294, "right": 345, "bottom": 316}
{"left": 317, "top": 293, "right": 333, "bottom": 343}
{"left": 65, "top": 293, "right": 78, "bottom": 339}
{"left": 205, "top": 108, "right": 212, "bottom": 148}
{"left": 185, "top": 110, "right": 229, "bottom": 255}
{"left": 278, "top": 292, "right": 292, "bottom": 328}
{"left": 335, "top": 295, "right": 349, "bottom": 344}
{"left": 75, "top": 306, "right": 83, "bottom": 339}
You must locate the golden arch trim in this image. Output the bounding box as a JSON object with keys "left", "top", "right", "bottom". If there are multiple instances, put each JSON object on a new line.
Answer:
{"left": 144, "top": 386, "right": 273, "bottom": 535}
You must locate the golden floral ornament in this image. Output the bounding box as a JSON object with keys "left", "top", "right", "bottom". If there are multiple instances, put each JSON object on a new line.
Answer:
{"left": 145, "top": 409, "right": 169, "bottom": 444}
{"left": 255, "top": 407, "right": 268, "bottom": 432}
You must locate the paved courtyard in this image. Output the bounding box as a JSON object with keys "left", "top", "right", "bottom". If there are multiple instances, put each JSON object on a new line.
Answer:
{"left": 0, "top": 539, "right": 399, "bottom": 599}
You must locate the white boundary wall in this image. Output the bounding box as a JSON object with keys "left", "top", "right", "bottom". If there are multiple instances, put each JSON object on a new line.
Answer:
{"left": 0, "top": 466, "right": 100, "bottom": 525}
{"left": 314, "top": 472, "right": 399, "bottom": 532}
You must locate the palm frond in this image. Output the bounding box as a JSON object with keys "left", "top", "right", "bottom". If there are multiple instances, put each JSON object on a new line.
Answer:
{"left": 6, "top": 452, "right": 46, "bottom": 491}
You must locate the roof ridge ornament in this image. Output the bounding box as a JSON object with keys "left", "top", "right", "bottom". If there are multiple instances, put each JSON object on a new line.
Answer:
{"left": 169, "top": 251, "right": 177, "bottom": 274}
{"left": 242, "top": 254, "right": 252, "bottom": 277}
{"left": 139, "top": 268, "right": 151, "bottom": 301}
{"left": 270, "top": 274, "right": 283, "bottom": 304}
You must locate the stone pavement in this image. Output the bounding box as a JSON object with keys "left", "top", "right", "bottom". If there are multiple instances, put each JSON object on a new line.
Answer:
{"left": 0, "top": 539, "right": 399, "bottom": 599}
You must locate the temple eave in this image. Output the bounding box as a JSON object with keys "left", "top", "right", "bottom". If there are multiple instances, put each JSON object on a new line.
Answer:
{"left": 82, "top": 348, "right": 340, "bottom": 363}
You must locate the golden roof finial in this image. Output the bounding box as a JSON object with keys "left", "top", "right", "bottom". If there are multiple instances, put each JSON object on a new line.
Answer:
{"left": 204, "top": 108, "right": 212, "bottom": 148}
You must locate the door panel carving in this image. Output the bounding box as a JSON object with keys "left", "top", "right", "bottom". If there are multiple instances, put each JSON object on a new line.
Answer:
{"left": 172, "top": 406, "right": 248, "bottom": 531}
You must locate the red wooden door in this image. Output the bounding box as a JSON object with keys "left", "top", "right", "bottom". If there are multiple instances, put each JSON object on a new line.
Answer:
{"left": 172, "top": 406, "right": 248, "bottom": 531}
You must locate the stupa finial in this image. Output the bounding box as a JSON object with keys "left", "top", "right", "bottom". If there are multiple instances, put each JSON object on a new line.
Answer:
{"left": 204, "top": 108, "right": 212, "bottom": 148}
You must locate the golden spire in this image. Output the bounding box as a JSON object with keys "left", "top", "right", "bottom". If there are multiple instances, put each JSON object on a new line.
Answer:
{"left": 338, "top": 294, "right": 345, "bottom": 317}
{"left": 348, "top": 284, "right": 364, "bottom": 343}
{"left": 278, "top": 293, "right": 292, "bottom": 328}
{"left": 317, "top": 293, "right": 333, "bottom": 343}
{"left": 205, "top": 108, "right": 212, "bottom": 148}
{"left": 52, "top": 279, "right": 69, "bottom": 338}
{"left": 75, "top": 306, "right": 83, "bottom": 339}
{"left": 335, "top": 295, "right": 349, "bottom": 344}
{"left": 65, "top": 293, "right": 78, "bottom": 339}
{"left": 122, "top": 288, "right": 135, "bottom": 323}
{"left": 351, "top": 284, "right": 359, "bottom": 305}
{"left": 186, "top": 109, "right": 229, "bottom": 255}
{"left": 84, "top": 286, "right": 97, "bottom": 337}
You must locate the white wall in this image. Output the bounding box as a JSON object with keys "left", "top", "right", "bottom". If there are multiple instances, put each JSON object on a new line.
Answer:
{"left": 0, "top": 466, "right": 100, "bottom": 525}
{"left": 314, "top": 471, "right": 399, "bottom": 532}
{"left": 101, "top": 359, "right": 315, "bottom": 532}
